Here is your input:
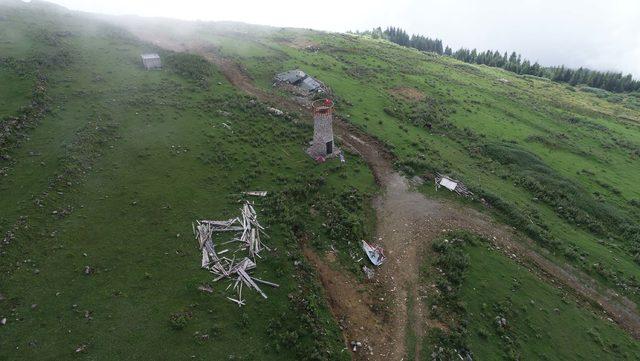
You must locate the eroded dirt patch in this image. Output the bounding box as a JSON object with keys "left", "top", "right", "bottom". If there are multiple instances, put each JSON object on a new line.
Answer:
{"left": 388, "top": 87, "right": 425, "bottom": 102}
{"left": 303, "top": 247, "right": 390, "bottom": 360}
{"left": 274, "top": 35, "right": 321, "bottom": 50}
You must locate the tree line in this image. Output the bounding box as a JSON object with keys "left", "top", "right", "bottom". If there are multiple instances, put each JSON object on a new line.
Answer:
{"left": 349, "top": 27, "right": 640, "bottom": 93}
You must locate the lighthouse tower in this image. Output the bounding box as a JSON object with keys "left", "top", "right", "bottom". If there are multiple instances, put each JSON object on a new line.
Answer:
{"left": 307, "top": 98, "right": 339, "bottom": 159}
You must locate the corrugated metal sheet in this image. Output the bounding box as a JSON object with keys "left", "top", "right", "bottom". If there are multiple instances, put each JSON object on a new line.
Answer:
{"left": 275, "top": 69, "right": 325, "bottom": 92}
{"left": 299, "top": 76, "right": 322, "bottom": 91}
{"left": 141, "top": 53, "right": 160, "bottom": 60}
{"left": 438, "top": 178, "right": 458, "bottom": 191}
{"left": 275, "top": 69, "right": 306, "bottom": 83}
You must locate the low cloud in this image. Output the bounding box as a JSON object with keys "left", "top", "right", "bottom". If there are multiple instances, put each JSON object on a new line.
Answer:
{"left": 49, "top": 0, "right": 640, "bottom": 77}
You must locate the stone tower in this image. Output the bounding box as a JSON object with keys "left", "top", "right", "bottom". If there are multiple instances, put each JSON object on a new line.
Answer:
{"left": 307, "top": 99, "right": 339, "bottom": 159}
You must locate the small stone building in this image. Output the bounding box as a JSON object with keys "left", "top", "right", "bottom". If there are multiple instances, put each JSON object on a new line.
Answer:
{"left": 307, "top": 99, "right": 339, "bottom": 158}
{"left": 140, "top": 53, "right": 161, "bottom": 70}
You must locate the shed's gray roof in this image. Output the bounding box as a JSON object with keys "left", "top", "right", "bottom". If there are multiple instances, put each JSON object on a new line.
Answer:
{"left": 275, "top": 69, "right": 306, "bottom": 84}
{"left": 140, "top": 53, "right": 160, "bottom": 60}
{"left": 299, "top": 76, "right": 322, "bottom": 91}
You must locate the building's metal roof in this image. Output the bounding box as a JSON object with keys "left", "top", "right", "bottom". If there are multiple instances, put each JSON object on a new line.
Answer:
{"left": 275, "top": 69, "right": 325, "bottom": 92}
{"left": 275, "top": 69, "right": 307, "bottom": 84}
{"left": 299, "top": 76, "right": 322, "bottom": 91}
{"left": 141, "top": 53, "right": 160, "bottom": 60}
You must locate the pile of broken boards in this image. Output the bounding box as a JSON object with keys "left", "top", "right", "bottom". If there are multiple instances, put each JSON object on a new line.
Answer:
{"left": 434, "top": 173, "right": 474, "bottom": 197}
{"left": 193, "top": 200, "right": 279, "bottom": 307}
{"left": 273, "top": 69, "right": 327, "bottom": 96}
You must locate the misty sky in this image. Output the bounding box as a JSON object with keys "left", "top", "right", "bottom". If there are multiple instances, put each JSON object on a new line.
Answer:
{"left": 44, "top": 0, "right": 640, "bottom": 77}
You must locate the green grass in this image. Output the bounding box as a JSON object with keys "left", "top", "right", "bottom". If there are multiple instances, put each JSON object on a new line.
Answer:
{"left": 0, "top": 68, "right": 31, "bottom": 118}
{"left": 463, "top": 240, "right": 640, "bottom": 360}
{"left": 175, "top": 26, "right": 640, "bottom": 305}
{"left": 0, "top": 2, "right": 375, "bottom": 359}
{"left": 423, "top": 232, "right": 640, "bottom": 360}
{"left": 3, "top": 1, "right": 640, "bottom": 359}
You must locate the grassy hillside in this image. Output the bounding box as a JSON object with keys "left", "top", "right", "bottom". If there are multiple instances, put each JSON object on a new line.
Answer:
{"left": 0, "top": 2, "right": 375, "bottom": 359}
{"left": 464, "top": 242, "right": 638, "bottom": 360}
{"left": 160, "top": 22, "right": 640, "bottom": 302}
{"left": 114, "top": 14, "right": 640, "bottom": 358}
{"left": 2, "top": 1, "right": 640, "bottom": 360}
{"left": 426, "top": 232, "right": 640, "bottom": 360}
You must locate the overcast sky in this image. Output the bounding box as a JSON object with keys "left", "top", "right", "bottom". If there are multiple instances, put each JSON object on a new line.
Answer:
{"left": 43, "top": 0, "right": 640, "bottom": 77}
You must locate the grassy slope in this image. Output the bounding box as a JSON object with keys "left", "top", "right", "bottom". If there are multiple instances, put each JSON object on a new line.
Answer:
{"left": 0, "top": 3, "right": 375, "bottom": 360}
{"left": 3, "top": 2, "right": 640, "bottom": 359}
{"left": 463, "top": 243, "right": 640, "bottom": 360}
{"left": 0, "top": 4, "right": 33, "bottom": 119}
{"left": 176, "top": 26, "right": 640, "bottom": 301}
{"left": 424, "top": 233, "right": 640, "bottom": 360}
{"left": 0, "top": 68, "right": 31, "bottom": 118}
{"left": 139, "top": 20, "right": 640, "bottom": 357}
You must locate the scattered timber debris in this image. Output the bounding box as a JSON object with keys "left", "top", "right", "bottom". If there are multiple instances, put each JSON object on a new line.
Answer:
{"left": 198, "top": 284, "right": 214, "bottom": 293}
{"left": 83, "top": 266, "right": 93, "bottom": 275}
{"left": 434, "top": 173, "right": 474, "bottom": 197}
{"left": 350, "top": 340, "right": 363, "bottom": 352}
{"left": 267, "top": 107, "right": 284, "bottom": 116}
{"left": 362, "top": 265, "right": 375, "bottom": 279}
{"left": 242, "top": 191, "right": 268, "bottom": 197}
{"left": 193, "top": 200, "right": 279, "bottom": 306}
{"left": 361, "top": 240, "right": 386, "bottom": 266}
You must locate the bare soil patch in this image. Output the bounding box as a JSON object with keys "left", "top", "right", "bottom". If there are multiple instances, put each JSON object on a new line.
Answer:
{"left": 388, "top": 87, "right": 425, "bottom": 102}
{"left": 303, "top": 246, "right": 390, "bottom": 360}
{"left": 274, "top": 36, "right": 321, "bottom": 50}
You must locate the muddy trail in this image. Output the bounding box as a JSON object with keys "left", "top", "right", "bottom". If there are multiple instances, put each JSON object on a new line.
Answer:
{"left": 127, "top": 28, "right": 640, "bottom": 359}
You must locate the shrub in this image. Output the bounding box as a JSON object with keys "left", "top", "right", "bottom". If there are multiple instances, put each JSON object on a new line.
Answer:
{"left": 482, "top": 141, "right": 637, "bottom": 255}
{"left": 164, "top": 52, "right": 214, "bottom": 89}
{"left": 169, "top": 311, "right": 192, "bottom": 330}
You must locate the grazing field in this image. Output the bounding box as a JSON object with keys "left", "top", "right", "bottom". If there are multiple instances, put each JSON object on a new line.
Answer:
{"left": 171, "top": 25, "right": 640, "bottom": 305}
{"left": 121, "top": 15, "right": 640, "bottom": 358}
{"left": 425, "top": 232, "right": 640, "bottom": 360}
{"left": 0, "top": 2, "right": 375, "bottom": 359}
{"left": 2, "top": 1, "right": 640, "bottom": 360}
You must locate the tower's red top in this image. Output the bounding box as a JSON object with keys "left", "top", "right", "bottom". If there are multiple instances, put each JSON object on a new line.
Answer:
{"left": 313, "top": 98, "right": 334, "bottom": 115}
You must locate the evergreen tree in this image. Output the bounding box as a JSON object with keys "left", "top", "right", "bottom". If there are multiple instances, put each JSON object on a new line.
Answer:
{"left": 365, "top": 25, "right": 640, "bottom": 93}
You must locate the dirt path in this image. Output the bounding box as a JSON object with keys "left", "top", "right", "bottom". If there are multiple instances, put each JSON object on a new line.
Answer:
{"left": 126, "top": 27, "right": 640, "bottom": 359}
